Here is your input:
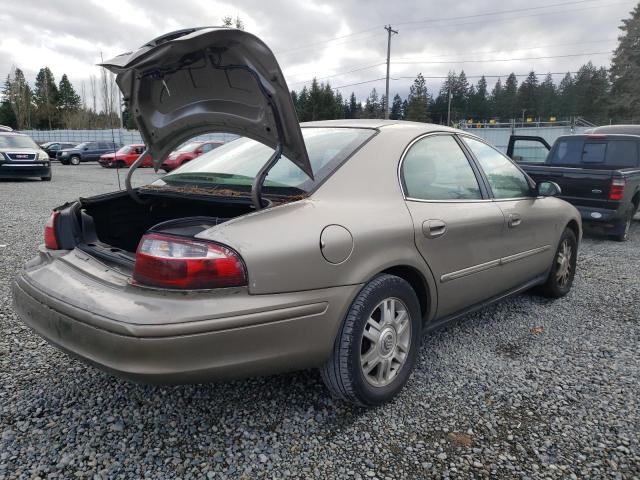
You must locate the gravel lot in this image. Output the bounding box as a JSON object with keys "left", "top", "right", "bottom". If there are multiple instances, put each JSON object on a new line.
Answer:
{"left": 1, "top": 163, "right": 639, "bottom": 479}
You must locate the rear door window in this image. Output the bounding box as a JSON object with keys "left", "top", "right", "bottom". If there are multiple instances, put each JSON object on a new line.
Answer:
{"left": 401, "top": 135, "right": 482, "bottom": 201}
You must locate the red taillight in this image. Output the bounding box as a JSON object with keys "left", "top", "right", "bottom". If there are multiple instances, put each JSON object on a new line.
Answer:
{"left": 44, "top": 211, "right": 60, "bottom": 250}
{"left": 132, "top": 233, "right": 247, "bottom": 290}
{"left": 609, "top": 178, "right": 625, "bottom": 201}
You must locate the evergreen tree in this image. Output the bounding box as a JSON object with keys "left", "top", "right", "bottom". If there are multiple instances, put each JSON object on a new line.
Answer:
{"left": 558, "top": 72, "right": 576, "bottom": 119}
{"left": 222, "top": 15, "right": 244, "bottom": 29}
{"left": 34, "top": 67, "right": 58, "bottom": 129}
{"left": 574, "top": 62, "right": 610, "bottom": 123}
{"left": 389, "top": 94, "right": 403, "bottom": 120}
{"left": 489, "top": 78, "right": 504, "bottom": 120}
{"left": 503, "top": 73, "right": 519, "bottom": 119}
{"left": 468, "top": 76, "right": 490, "bottom": 120}
{"left": 518, "top": 71, "right": 539, "bottom": 118}
{"left": 538, "top": 73, "right": 558, "bottom": 119}
{"left": 363, "top": 88, "right": 381, "bottom": 119}
{"left": 345, "top": 92, "right": 359, "bottom": 119}
{"left": 610, "top": 3, "right": 640, "bottom": 121}
{"left": 57, "top": 74, "right": 81, "bottom": 112}
{"left": 405, "top": 73, "right": 431, "bottom": 122}
{"left": 4, "top": 69, "right": 32, "bottom": 129}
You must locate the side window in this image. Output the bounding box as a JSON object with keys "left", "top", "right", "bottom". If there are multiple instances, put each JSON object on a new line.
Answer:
{"left": 201, "top": 143, "right": 214, "bottom": 153}
{"left": 462, "top": 136, "right": 533, "bottom": 199}
{"left": 511, "top": 140, "right": 548, "bottom": 164}
{"left": 402, "top": 135, "right": 482, "bottom": 201}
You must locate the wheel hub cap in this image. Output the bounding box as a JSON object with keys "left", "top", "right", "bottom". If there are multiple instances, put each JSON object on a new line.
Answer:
{"left": 360, "top": 298, "right": 412, "bottom": 388}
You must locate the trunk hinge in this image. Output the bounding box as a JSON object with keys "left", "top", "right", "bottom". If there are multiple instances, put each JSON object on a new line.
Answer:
{"left": 125, "top": 150, "right": 151, "bottom": 204}
{"left": 251, "top": 143, "right": 282, "bottom": 210}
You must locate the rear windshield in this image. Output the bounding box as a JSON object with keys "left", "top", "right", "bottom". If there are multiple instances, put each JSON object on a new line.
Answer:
{"left": 156, "top": 127, "right": 376, "bottom": 194}
{"left": 0, "top": 134, "right": 39, "bottom": 149}
{"left": 549, "top": 137, "right": 639, "bottom": 169}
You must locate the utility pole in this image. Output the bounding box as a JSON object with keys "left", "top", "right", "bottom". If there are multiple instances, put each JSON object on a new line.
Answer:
{"left": 384, "top": 25, "right": 398, "bottom": 120}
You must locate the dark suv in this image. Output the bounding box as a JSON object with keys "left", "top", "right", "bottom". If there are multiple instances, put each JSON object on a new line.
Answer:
{"left": 41, "top": 142, "right": 78, "bottom": 160}
{"left": 57, "top": 141, "right": 121, "bottom": 165}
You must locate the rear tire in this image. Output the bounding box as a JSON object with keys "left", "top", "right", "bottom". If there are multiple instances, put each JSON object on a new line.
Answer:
{"left": 70, "top": 155, "right": 81, "bottom": 166}
{"left": 41, "top": 176, "right": 51, "bottom": 181}
{"left": 610, "top": 209, "right": 633, "bottom": 242}
{"left": 320, "top": 274, "right": 421, "bottom": 407}
{"left": 538, "top": 227, "right": 577, "bottom": 298}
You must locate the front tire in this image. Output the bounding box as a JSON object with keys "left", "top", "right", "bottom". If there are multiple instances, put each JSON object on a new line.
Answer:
{"left": 320, "top": 274, "right": 421, "bottom": 407}
{"left": 538, "top": 227, "right": 577, "bottom": 298}
{"left": 70, "top": 155, "right": 81, "bottom": 166}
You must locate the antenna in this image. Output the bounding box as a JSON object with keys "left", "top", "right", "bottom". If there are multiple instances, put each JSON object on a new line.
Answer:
{"left": 101, "top": 51, "right": 121, "bottom": 190}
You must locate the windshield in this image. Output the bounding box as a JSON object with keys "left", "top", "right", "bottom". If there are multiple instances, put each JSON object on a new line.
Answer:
{"left": 74, "top": 142, "right": 88, "bottom": 150}
{"left": 0, "top": 135, "right": 40, "bottom": 149}
{"left": 155, "top": 127, "right": 375, "bottom": 193}
{"left": 175, "top": 142, "right": 202, "bottom": 153}
{"left": 117, "top": 146, "right": 132, "bottom": 154}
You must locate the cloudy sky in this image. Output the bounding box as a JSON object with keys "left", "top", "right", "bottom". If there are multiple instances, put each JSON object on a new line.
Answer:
{"left": 0, "top": 0, "right": 636, "bottom": 102}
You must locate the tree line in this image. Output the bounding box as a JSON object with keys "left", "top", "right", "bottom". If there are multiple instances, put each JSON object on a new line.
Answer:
{"left": 292, "top": 62, "right": 617, "bottom": 125}
{"left": 0, "top": 66, "right": 126, "bottom": 131}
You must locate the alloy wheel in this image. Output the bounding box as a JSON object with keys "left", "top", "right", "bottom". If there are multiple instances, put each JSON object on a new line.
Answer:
{"left": 555, "top": 239, "right": 573, "bottom": 288}
{"left": 360, "top": 297, "right": 412, "bottom": 388}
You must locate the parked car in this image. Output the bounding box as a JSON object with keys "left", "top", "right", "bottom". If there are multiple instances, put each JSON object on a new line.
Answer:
{"left": 57, "top": 141, "right": 121, "bottom": 165}
{"left": 161, "top": 140, "right": 224, "bottom": 172}
{"left": 13, "top": 28, "right": 581, "bottom": 406}
{"left": 508, "top": 125, "right": 640, "bottom": 241}
{"left": 0, "top": 131, "right": 51, "bottom": 181}
{"left": 40, "top": 141, "right": 78, "bottom": 160}
{"left": 99, "top": 144, "right": 152, "bottom": 168}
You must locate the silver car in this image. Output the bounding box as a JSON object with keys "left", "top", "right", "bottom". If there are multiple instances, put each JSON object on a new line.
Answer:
{"left": 13, "top": 28, "right": 581, "bottom": 406}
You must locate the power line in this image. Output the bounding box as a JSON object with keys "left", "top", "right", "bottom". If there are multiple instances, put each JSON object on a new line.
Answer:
{"left": 275, "top": 0, "right": 628, "bottom": 56}
{"left": 392, "top": 51, "right": 613, "bottom": 65}
{"left": 330, "top": 71, "right": 587, "bottom": 90}
{"left": 392, "top": 38, "right": 617, "bottom": 62}
{"left": 288, "top": 62, "right": 386, "bottom": 86}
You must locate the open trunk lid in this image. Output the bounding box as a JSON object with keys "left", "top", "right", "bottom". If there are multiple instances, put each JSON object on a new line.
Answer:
{"left": 100, "top": 27, "right": 311, "bottom": 177}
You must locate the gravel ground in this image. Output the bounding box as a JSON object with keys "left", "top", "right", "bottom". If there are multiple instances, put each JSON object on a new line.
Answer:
{"left": 0, "top": 163, "right": 639, "bottom": 479}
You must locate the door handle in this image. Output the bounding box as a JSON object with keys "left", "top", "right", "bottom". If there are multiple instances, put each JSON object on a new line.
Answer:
{"left": 508, "top": 213, "right": 522, "bottom": 228}
{"left": 422, "top": 219, "right": 447, "bottom": 238}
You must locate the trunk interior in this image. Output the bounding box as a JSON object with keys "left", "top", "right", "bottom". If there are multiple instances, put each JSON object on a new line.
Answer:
{"left": 79, "top": 190, "right": 254, "bottom": 256}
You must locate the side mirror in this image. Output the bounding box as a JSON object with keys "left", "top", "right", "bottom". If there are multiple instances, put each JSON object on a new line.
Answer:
{"left": 537, "top": 181, "right": 561, "bottom": 197}
{"left": 83, "top": 147, "right": 89, "bottom": 151}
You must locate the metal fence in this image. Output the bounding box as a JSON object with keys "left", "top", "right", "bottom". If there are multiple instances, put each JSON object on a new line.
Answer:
{"left": 23, "top": 129, "right": 238, "bottom": 145}
{"left": 459, "top": 125, "right": 590, "bottom": 153}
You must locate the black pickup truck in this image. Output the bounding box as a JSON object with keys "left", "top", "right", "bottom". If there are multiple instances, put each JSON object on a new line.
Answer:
{"left": 508, "top": 125, "right": 640, "bottom": 241}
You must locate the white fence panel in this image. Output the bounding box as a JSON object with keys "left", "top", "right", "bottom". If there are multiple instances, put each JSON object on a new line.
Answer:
{"left": 22, "top": 129, "right": 238, "bottom": 145}
{"left": 459, "top": 126, "right": 589, "bottom": 152}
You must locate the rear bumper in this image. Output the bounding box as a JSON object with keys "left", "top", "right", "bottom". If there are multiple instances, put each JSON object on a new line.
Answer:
{"left": 12, "top": 250, "right": 359, "bottom": 383}
{"left": 575, "top": 205, "right": 624, "bottom": 228}
{"left": 0, "top": 163, "right": 50, "bottom": 178}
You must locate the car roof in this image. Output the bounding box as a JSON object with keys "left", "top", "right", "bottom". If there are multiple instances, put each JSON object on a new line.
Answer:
{"left": 300, "top": 119, "right": 462, "bottom": 134}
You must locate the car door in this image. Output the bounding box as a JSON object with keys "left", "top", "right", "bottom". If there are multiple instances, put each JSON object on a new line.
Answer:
{"left": 507, "top": 135, "right": 551, "bottom": 165}
{"left": 460, "top": 135, "right": 557, "bottom": 286}
{"left": 401, "top": 133, "right": 509, "bottom": 318}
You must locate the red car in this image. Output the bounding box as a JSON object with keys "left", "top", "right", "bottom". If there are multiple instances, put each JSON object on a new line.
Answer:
{"left": 99, "top": 144, "right": 152, "bottom": 168}
{"left": 161, "top": 140, "right": 223, "bottom": 172}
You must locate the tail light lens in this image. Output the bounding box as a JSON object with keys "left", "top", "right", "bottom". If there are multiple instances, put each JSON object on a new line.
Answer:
{"left": 609, "top": 178, "right": 625, "bottom": 201}
{"left": 133, "top": 233, "right": 247, "bottom": 290}
{"left": 44, "top": 211, "right": 60, "bottom": 250}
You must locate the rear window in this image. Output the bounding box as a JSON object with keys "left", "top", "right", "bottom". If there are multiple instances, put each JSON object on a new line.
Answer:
{"left": 549, "top": 137, "right": 640, "bottom": 169}
{"left": 156, "top": 127, "right": 376, "bottom": 193}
